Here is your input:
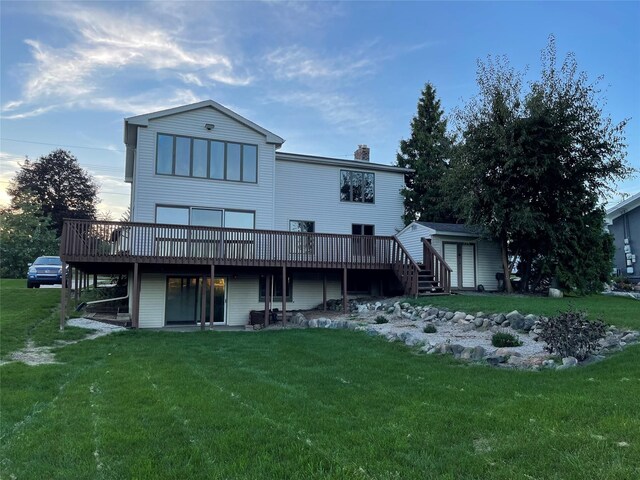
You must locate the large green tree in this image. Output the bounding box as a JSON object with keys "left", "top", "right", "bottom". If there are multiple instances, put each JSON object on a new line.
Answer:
{"left": 8, "top": 149, "right": 99, "bottom": 236}
{"left": 0, "top": 201, "right": 59, "bottom": 278}
{"left": 451, "top": 36, "right": 630, "bottom": 293}
{"left": 397, "top": 83, "right": 456, "bottom": 224}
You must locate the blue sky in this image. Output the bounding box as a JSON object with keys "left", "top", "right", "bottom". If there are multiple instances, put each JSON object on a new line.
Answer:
{"left": 1, "top": 1, "right": 639, "bottom": 218}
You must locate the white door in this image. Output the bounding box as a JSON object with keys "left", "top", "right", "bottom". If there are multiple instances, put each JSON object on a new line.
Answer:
{"left": 443, "top": 243, "right": 458, "bottom": 288}
{"left": 461, "top": 244, "right": 476, "bottom": 288}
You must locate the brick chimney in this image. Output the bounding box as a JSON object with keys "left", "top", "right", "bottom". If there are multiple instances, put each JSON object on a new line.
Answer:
{"left": 354, "top": 144, "right": 370, "bottom": 162}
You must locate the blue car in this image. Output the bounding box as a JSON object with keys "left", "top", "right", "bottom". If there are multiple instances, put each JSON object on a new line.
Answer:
{"left": 27, "top": 256, "right": 66, "bottom": 288}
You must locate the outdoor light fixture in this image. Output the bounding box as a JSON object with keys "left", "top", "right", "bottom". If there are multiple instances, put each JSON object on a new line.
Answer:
{"left": 205, "top": 123, "right": 215, "bottom": 130}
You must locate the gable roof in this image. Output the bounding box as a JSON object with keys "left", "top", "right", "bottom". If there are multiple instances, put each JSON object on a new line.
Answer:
{"left": 276, "top": 152, "right": 413, "bottom": 174}
{"left": 124, "top": 99, "right": 285, "bottom": 146}
{"left": 606, "top": 191, "right": 640, "bottom": 224}
{"left": 414, "top": 221, "right": 483, "bottom": 237}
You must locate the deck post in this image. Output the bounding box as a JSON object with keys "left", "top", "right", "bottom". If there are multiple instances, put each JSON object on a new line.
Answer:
{"left": 200, "top": 275, "right": 206, "bottom": 330}
{"left": 342, "top": 267, "right": 348, "bottom": 314}
{"left": 209, "top": 264, "right": 215, "bottom": 329}
{"left": 322, "top": 273, "right": 327, "bottom": 311}
{"left": 132, "top": 263, "right": 140, "bottom": 329}
{"left": 264, "top": 274, "right": 271, "bottom": 326}
{"left": 60, "top": 260, "right": 67, "bottom": 330}
{"left": 282, "top": 265, "right": 287, "bottom": 327}
{"left": 93, "top": 274, "right": 98, "bottom": 289}
{"left": 74, "top": 267, "right": 79, "bottom": 302}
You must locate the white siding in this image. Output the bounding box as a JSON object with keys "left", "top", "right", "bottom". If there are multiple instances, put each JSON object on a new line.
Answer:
{"left": 476, "top": 239, "right": 503, "bottom": 291}
{"left": 275, "top": 160, "right": 405, "bottom": 236}
{"left": 137, "top": 271, "right": 342, "bottom": 328}
{"left": 132, "top": 107, "right": 276, "bottom": 229}
{"left": 396, "top": 224, "right": 436, "bottom": 263}
{"left": 226, "top": 271, "right": 342, "bottom": 326}
{"left": 139, "top": 273, "right": 166, "bottom": 328}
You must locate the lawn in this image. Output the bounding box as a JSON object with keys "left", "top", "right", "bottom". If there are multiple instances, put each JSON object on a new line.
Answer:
{"left": 0, "top": 279, "right": 86, "bottom": 358}
{"left": 1, "top": 282, "right": 639, "bottom": 479}
{"left": 411, "top": 293, "right": 640, "bottom": 330}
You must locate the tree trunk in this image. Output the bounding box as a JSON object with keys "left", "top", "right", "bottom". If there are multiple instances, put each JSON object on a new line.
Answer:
{"left": 501, "top": 235, "right": 513, "bottom": 293}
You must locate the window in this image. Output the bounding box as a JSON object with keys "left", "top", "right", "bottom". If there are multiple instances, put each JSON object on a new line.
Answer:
{"left": 259, "top": 274, "right": 292, "bottom": 301}
{"left": 289, "top": 220, "right": 315, "bottom": 233}
{"left": 156, "top": 134, "right": 258, "bottom": 183}
{"left": 155, "top": 206, "right": 253, "bottom": 229}
{"left": 225, "top": 210, "right": 255, "bottom": 229}
{"left": 352, "top": 224, "right": 375, "bottom": 256}
{"left": 289, "top": 220, "right": 315, "bottom": 254}
{"left": 340, "top": 170, "right": 374, "bottom": 203}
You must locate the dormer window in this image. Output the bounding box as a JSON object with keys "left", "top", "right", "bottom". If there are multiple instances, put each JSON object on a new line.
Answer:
{"left": 156, "top": 133, "right": 258, "bottom": 183}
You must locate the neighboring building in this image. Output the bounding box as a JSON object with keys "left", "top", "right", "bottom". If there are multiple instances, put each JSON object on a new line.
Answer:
{"left": 60, "top": 100, "right": 451, "bottom": 329}
{"left": 397, "top": 222, "right": 503, "bottom": 291}
{"left": 606, "top": 192, "right": 640, "bottom": 282}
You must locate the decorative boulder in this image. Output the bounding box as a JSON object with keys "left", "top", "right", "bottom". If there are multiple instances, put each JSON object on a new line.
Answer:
{"left": 506, "top": 311, "right": 525, "bottom": 330}
{"left": 549, "top": 288, "right": 563, "bottom": 298}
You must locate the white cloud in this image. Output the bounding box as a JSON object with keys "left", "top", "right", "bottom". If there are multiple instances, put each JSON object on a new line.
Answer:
{"left": 266, "top": 45, "right": 373, "bottom": 81}
{"left": 0, "top": 152, "right": 26, "bottom": 206}
{"left": 2, "top": 3, "right": 250, "bottom": 119}
{"left": 269, "top": 91, "right": 379, "bottom": 131}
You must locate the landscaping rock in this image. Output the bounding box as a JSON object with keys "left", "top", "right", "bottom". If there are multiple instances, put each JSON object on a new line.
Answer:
{"left": 549, "top": 288, "right": 563, "bottom": 298}
{"left": 622, "top": 332, "right": 639, "bottom": 343}
{"left": 494, "top": 314, "right": 506, "bottom": 325}
{"left": 473, "top": 317, "right": 484, "bottom": 328}
{"left": 471, "top": 346, "right": 486, "bottom": 360}
{"left": 444, "top": 312, "right": 455, "bottom": 321}
{"left": 523, "top": 314, "right": 538, "bottom": 331}
{"left": 507, "top": 311, "right": 525, "bottom": 330}
{"left": 487, "top": 355, "right": 507, "bottom": 365}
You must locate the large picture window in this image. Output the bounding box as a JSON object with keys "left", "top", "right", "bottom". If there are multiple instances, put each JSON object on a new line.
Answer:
{"left": 340, "top": 170, "right": 374, "bottom": 203}
{"left": 156, "top": 133, "right": 258, "bottom": 183}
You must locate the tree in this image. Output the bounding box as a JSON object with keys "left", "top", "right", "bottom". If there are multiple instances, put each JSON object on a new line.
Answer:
{"left": 450, "top": 36, "right": 631, "bottom": 293}
{"left": 397, "top": 83, "right": 457, "bottom": 224}
{"left": 8, "top": 149, "right": 99, "bottom": 236}
{"left": 0, "top": 201, "right": 59, "bottom": 278}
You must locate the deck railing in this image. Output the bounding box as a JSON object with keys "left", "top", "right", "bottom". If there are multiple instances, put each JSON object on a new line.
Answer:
{"left": 60, "top": 220, "right": 418, "bottom": 274}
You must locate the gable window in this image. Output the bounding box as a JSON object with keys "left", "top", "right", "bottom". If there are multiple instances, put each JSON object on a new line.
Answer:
{"left": 340, "top": 170, "right": 374, "bottom": 203}
{"left": 259, "top": 274, "right": 292, "bottom": 301}
{"left": 156, "top": 133, "right": 258, "bottom": 183}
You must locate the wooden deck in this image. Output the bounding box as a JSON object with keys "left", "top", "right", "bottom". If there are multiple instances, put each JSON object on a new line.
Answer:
{"left": 59, "top": 219, "right": 451, "bottom": 296}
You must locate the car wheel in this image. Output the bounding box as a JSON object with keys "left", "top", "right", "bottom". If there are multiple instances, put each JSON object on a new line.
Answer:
{"left": 33, "top": 284, "right": 40, "bottom": 289}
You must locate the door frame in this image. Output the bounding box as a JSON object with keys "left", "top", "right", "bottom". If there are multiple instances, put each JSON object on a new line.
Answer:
{"left": 164, "top": 274, "right": 227, "bottom": 326}
{"left": 442, "top": 242, "right": 477, "bottom": 290}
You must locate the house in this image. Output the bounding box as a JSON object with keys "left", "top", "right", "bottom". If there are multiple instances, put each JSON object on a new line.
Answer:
{"left": 606, "top": 192, "right": 640, "bottom": 282}
{"left": 396, "top": 222, "right": 503, "bottom": 291}
{"left": 59, "top": 100, "right": 453, "bottom": 329}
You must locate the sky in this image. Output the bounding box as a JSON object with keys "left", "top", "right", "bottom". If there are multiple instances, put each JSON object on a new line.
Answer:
{"left": 1, "top": 1, "right": 639, "bottom": 219}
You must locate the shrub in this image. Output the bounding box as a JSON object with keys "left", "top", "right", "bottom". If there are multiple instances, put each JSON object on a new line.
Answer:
{"left": 423, "top": 324, "right": 437, "bottom": 333}
{"left": 537, "top": 309, "right": 606, "bottom": 360}
{"left": 374, "top": 316, "right": 389, "bottom": 324}
{"left": 491, "top": 332, "right": 522, "bottom": 348}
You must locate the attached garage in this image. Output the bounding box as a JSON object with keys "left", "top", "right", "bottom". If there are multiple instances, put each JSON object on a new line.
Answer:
{"left": 397, "top": 222, "right": 503, "bottom": 292}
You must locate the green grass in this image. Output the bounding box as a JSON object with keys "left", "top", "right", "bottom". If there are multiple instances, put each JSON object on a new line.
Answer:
{"left": 0, "top": 279, "right": 86, "bottom": 358}
{"left": 411, "top": 293, "right": 640, "bottom": 329}
{"left": 1, "top": 282, "right": 639, "bottom": 479}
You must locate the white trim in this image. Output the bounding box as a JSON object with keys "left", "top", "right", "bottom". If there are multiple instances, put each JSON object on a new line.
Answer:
{"left": 606, "top": 192, "right": 640, "bottom": 224}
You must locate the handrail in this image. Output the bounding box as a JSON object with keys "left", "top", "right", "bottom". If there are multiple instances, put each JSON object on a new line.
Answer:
{"left": 421, "top": 237, "right": 452, "bottom": 294}
{"left": 392, "top": 235, "right": 421, "bottom": 296}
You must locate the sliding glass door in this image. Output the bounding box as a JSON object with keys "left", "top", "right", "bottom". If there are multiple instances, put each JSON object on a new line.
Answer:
{"left": 165, "top": 276, "right": 226, "bottom": 325}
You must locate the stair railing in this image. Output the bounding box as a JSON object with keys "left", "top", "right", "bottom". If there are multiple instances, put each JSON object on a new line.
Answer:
{"left": 391, "top": 236, "right": 420, "bottom": 296}
{"left": 421, "top": 238, "right": 452, "bottom": 293}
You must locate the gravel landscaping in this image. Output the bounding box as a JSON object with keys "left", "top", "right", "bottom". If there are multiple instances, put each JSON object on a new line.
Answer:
{"left": 285, "top": 299, "right": 640, "bottom": 370}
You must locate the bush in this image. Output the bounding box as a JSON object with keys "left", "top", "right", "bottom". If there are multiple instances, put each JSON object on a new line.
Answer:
{"left": 491, "top": 332, "right": 522, "bottom": 348}
{"left": 537, "top": 309, "right": 606, "bottom": 360}
{"left": 374, "top": 316, "right": 388, "bottom": 324}
{"left": 423, "top": 324, "right": 437, "bottom": 333}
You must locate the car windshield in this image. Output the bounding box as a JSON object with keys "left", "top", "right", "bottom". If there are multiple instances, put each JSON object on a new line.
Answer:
{"left": 33, "top": 257, "right": 61, "bottom": 266}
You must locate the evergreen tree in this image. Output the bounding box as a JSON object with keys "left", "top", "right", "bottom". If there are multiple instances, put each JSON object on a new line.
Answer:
{"left": 397, "top": 83, "right": 456, "bottom": 225}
